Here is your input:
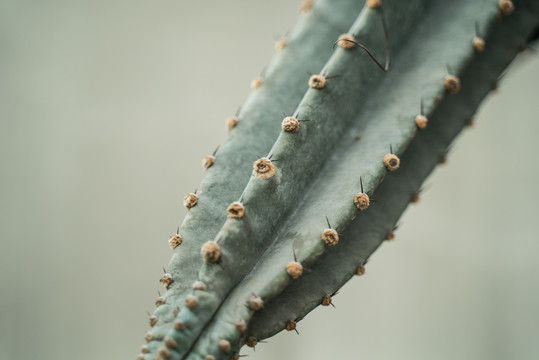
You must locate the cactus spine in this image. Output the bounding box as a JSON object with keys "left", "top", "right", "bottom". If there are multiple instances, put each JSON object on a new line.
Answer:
{"left": 137, "top": 1, "right": 539, "bottom": 359}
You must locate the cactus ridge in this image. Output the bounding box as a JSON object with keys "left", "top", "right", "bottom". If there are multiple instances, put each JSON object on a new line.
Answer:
{"left": 138, "top": 0, "right": 539, "bottom": 359}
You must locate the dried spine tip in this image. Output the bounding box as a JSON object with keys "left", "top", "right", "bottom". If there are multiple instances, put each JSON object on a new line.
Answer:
{"left": 498, "top": 0, "right": 514, "bottom": 15}
{"left": 367, "top": 0, "right": 382, "bottom": 9}
{"left": 192, "top": 280, "right": 207, "bottom": 291}
{"left": 253, "top": 157, "right": 276, "bottom": 179}
{"left": 160, "top": 273, "right": 173, "bottom": 288}
{"left": 285, "top": 320, "right": 297, "bottom": 331}
{"left": 249, "top": 295, "right": 264, "bottom": 310}
{"left": 321, "top": 295, "right": 332, "bottom": 306}
{"left": 168, "top": 234, "right": 182, "bottom": 250}
{"left": 185, "top": 295, "right": 198, "bottom": 309}
{"left": 356, "top": 265, "right": 366, "bottom": 276}
{"left": 251, "top": 77, "right": 262, "bottom": 89}
{"left": 183, "top": 193, "right": 198, "bottom": 209}
{"left": 385, "top": 231, "right": 395, "bottom": 241}
{"left": 322, "top": 228, "right": 339, "bottom": 246}
{"left": 383, "top": 153, "right": 400, "bottom": 171}
{"left": 145, "top": 332, "right": 153, "bottom": 343}
{"left": 466, "top": 117, "right": 474, "bottom": 127}
{"left": 201, "top": 241, "right": 221, "bottom": 263}
{"left": 275, "top": 39, "right": 286, "bottom": 50}
{"left": 164, "top": 337, "right": 178, "bottom": 350}
{"left": 411, "top": 193, "right": 420, "bottom": 203}
{"left": 226, "top": 116, "right": 238, "bottom": 130}
{"left": 309, "top": 74, "right": 326, "bottom": 89}
{"left": 202, "top": 155, "right": 215, "bottom": 170}
{"left": 218, "top": 340, "right": 232, "bottom": 354}
{"left": 299, "top": 0, "right": 312, "bottom": 11}
{"left": 155, "top": 296, "right": 165, "bottom": 307}
{"left": 444, "top": 75, "right": 461, "bottom": 94}
{"left": 173, "top": 320, "right": 185, "bottom": 331}
{"left": 157, "top": 347, "right": 171, "bottom": 359}
{"left": 473, "top": 37, "right": 485, "bottom": 53}
{"left": 141, "top": 345, "right": 149, "bottom": 354}
{"left": 230, "top": 355, "right": 240, "bottom": 360}
{"left": 286, "top": 262, "right": 303, "bottom": 279}
{"left": 227, "top": 202, "right": 245, "bottom": 219}
{"left": 281, "top": 116, "right": 299, "bottom": 133}
{"left": 245, "top": 337, "right": 258, "bottom": 348}
{"left": 338, "top": 34, "right": 356, "bottom": 49}
{"left": 234, "top": 319, "right": 247, "bottom": 332}
{"left": 149, "top": 315, "right": 158, "bottom": 327}
{"left": 354, "top": 193, "right": 370, "bottom": 210}
{"left": 415, "top": 114, "right": 428, "bottom": 130}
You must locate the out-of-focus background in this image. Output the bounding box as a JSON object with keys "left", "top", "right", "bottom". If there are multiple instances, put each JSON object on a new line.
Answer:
{"left": 1, "top": 1, "right": 539, "bottom": 359}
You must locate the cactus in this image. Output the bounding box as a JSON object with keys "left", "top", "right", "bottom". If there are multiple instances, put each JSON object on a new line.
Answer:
{"left": 137, "top": 1, "right": 539, "bottom": 359}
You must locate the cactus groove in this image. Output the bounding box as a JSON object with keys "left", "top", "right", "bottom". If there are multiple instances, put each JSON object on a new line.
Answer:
{"left": 137, "top": 1, "right": 539, "bottom": 359}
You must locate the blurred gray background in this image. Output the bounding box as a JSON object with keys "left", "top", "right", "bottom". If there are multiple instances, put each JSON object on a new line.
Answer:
{"left": 1, "top": 1, "right": 539, "bottom": 359}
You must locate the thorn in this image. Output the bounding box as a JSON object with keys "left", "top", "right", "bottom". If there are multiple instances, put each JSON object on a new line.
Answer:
{"left": 360, "top": 176, "right": 364, "bottom": 193}
{"left": 212, "top": 145, "right": 220, "bottom": 156}
{"left": 332, "top": 4, "right": 390, "bottom": 72}
{"left": 326, "top": 216, "right": 331, "bottom": 229}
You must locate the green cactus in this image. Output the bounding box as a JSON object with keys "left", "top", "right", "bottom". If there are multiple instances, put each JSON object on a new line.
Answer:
{"left": 137, "top": 1, "right": 539, "bottom": 359}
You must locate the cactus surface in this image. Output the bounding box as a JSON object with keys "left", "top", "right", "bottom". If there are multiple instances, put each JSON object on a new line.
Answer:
{"left": 137, "top": 1, "right": 539, "bottom": 359}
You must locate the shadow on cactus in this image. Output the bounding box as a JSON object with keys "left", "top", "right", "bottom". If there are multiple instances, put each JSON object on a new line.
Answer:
{"left": 136, "top": 0, "right": 539, "bottom": 359}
